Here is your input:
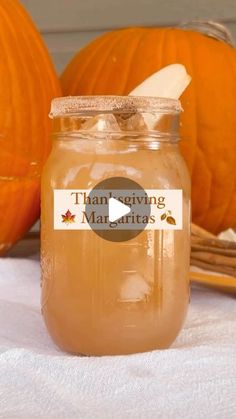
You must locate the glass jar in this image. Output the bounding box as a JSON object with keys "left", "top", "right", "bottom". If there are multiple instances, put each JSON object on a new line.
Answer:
{"left": 41, "top": 96, "right": 191, "bottom": 356}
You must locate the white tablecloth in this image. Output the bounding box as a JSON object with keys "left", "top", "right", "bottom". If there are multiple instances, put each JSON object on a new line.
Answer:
{"left": 0, "top": 257, "right": 236, "bottom": 419}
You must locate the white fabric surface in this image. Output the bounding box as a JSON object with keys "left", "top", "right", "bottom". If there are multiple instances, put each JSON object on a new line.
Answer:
{"left": 0, "top": 257, "right": 236, "bottom": 419}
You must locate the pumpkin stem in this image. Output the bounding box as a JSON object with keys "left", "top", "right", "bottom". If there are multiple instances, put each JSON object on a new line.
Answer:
{"left": 179, "top": 20, "right": 235, "bottom": 47}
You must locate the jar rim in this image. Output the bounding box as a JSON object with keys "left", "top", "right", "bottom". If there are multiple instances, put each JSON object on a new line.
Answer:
{"left": 50, "top": 95, "right": 182, "bottom": 118}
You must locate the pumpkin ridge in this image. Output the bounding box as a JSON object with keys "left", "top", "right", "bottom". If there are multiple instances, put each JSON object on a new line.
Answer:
{"left": 61, "top": 33, "right": 113, "bottom": 93}
{"left": 186, "top": 32, "right": 213, "bottom": 225}
{"left": 187, "top": 32, "right": 201, "bottom": 174}
{"left": 0, "top": 4, "right": 23, "bottom": 159}
{"left": 1, "top": 3, "right": 39, "bottom": 169}
{"left": 182, "top": 33, "right": 203, "bottom": 219}
{"left": 218, "top": 178, "right": 236, "bottom": 231}
{"left": 121, "top": 29, "right": 152, "bottom": 93}
{"left": 10, "top": 0, "right": 60, "bottom": 94}
{"left": 89, "top": 30, "right": 132, "bottom": 95}
{"left": 10, "top": 0, "right": 49, "bottom": 165}
{"left": 0, "top": 180, "right": 12, "bottom": 245}
{"left": 0, "top": 0, "right": 60, "bottom": 253}
{"left": 195, "top": 147, "right": 213, "bottom": 220}
{"left": 12, "top": 0, "right": 60, "bottom": 93}
{"left": 72, "top": 34, "right": 125, "bottom": 94}
{"left": 170, "top": 28, "right": 198, "bottom": 175}
{"left": 0, "top": 19, "right": 12, "bottom": 159}
{"left": 8, "top": 0, "right": 60, "bottom": 94}
{"left": 215, "top": 46, "right": 236, "bottom": 231}
{"left": 161, "top": 27, "right": 171, "bottom": 69}
{"left": 199, "top": 39, "right": 236, "bottom": 231}
{"left": 9, "top": 0, "right": 61, "bottom": 163}
{"left": 71, "top": 36, "right": 114, "bottom": 92}
{"left": 90, "top": 29, "right": 140, "bottom": 95}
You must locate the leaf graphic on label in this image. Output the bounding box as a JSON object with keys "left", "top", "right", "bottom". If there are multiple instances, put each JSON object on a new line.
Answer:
{"left": 161, "top": 213, "right": 167, "bottom": 220}
{"left": 166, "top": 216, "right": 176, "bottom": 225}
{"left": 61, "top": 209, "right": 76, "bottom": 224}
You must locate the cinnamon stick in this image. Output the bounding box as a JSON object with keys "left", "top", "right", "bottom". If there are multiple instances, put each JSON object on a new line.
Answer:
{"left": 190, "top": 258, "right": 236, "bottom": 277}
{"left": 191, "top": 223, "right": 216, "bottom": 239}
{"left": 191, "top": 243, "right": 236, "bottom": 257}
{"left": 191, "top": 236, "right": 236, "bottom": 250}
{"left": 192, "top": 251, "right": 236, "bottom": 269}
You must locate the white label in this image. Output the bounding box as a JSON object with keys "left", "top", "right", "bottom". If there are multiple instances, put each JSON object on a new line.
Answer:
{"left": 54, "top": 189, "right": 183, "bottom": 231}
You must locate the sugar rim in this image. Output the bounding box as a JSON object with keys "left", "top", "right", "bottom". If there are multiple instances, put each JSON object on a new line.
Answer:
{"left": 50, "top": 96, "right": 182, "bottom": 118}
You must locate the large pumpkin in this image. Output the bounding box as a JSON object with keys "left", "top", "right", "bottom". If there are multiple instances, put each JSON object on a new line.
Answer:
{"left": 0, "top": 0, "right": 61, "bottom": 254}
{"left": 61, "top": 23, "right": 236, "bottom": 234}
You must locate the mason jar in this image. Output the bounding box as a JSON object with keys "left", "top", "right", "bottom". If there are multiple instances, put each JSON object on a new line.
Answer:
{"left": 41, "top": 96, "right": 191, "bottom": 356}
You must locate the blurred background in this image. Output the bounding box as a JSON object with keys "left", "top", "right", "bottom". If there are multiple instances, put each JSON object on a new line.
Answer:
{"left": 21, "top": 0, "right": 236, "bottom": 73}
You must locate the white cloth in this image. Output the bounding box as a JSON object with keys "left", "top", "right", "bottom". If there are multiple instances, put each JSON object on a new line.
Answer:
{"left": 0, "top": 257, "right": 236, "bottom": 419}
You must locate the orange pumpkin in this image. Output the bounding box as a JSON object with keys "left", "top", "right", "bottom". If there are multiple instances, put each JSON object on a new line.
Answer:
{"left": 61, "top": 24, "right": 236, "bottom": 234}
{"left": 0, "top": 0, "right": 61, "bottom": 254}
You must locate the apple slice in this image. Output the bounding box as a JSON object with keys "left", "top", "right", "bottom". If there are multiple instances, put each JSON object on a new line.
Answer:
{"left": 129, "top": 64, "right": 191, "bottom": 130}
{"left": 129, "top": 64, "right": 191, "bottom": 99}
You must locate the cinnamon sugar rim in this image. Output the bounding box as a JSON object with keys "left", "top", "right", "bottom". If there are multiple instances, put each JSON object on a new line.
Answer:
{"left": 50, "top": 95, "right": 182, "bottom": 118}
